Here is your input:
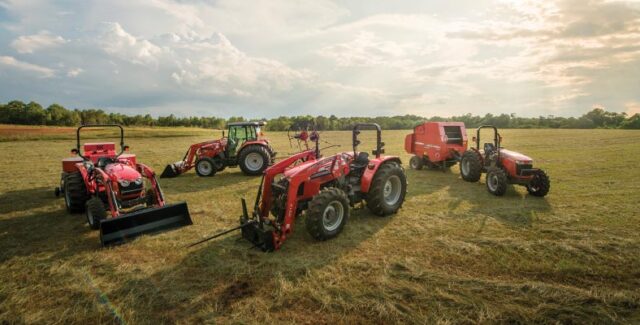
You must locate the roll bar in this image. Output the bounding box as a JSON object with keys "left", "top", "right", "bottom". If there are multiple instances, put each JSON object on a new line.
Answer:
{"left": 353, "top": 123, "right": 384, "bottom": 158}
{"left": 475, "top": 125, "right": 500, "bottom": 149}
{"left": 75, "top": 124, "right": 126, "bottom": 160}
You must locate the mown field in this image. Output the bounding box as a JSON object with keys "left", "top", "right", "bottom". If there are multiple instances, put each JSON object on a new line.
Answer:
{"left": 1, "top": 125, "right": 639, "bottom": 324}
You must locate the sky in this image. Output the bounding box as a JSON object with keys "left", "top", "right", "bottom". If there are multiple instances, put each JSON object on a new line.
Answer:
{"left": 0, "top": 0, "right": 639, "bottom": 118}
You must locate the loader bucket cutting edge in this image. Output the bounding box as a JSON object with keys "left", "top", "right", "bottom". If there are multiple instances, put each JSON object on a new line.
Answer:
{"left": 160, "top": 164, "right": 179, "bottom": 178}
{"left": 99, "top": 202, "right": 192, "bottom": 246}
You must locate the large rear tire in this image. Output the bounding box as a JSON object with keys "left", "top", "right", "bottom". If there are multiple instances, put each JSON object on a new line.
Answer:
{"left": 366, "top": 163, "right": 407, "bottom": 216}
{"left": 64, "top": 172, "right": 88, "bottom": 213}
{"left": 486, "top": 167, "right": 508, "bottom": 196}
{"left": 195, "top": 158, "right": 217, "bottom": 177}
{"left": 86, "top": 196, "right": 107, "bottom": 230}
{"left": 460, "top": 150, "right": 482, "bottom": 182}
{"left": 305, "top": 188, "right": 349, "bottom": 241}
{"left": 239, "top": 145, "right": 270, "bottom": 176}
{"left": 409, "top": 156, "right": 423, "bottom": 170}
{"left": 527, "top": 170, "right": 550, "bottom": 197}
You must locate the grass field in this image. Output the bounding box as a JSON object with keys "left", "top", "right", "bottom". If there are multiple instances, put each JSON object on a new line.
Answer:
{"left": 1, "top": 126, "right": 639, "bottom": 324}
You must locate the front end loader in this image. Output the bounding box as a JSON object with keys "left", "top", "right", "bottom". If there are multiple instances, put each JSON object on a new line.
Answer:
{"left": 190, "top": 123, "right": 407, "bottom": 251}
{"left": 161, "top": 121, "right": 275, "bottom": 178}
{"left": 56, "top": 124, "right": 192, "bottom": 246}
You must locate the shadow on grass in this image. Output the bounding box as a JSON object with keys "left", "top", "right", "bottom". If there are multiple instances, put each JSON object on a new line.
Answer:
{"left": 105, "top": 208, "right": 393, "bottom": 323}
{"left": 0, "top": 187, "right": 59, "bottom": 214}
{"left": 446, "top": 177, "right": 552, "bottom": 229}
{"left": 404, "top": 167, "right": 456, "bottom": 199}
{"left": 0, "top": 209, "right": 95, "bottom": 263}
{"left": 158, "top": 170, "right": 258, "bottom": 194}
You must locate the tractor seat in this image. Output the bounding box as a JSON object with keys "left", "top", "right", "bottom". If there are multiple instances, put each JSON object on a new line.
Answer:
{"left": 97, "top": 157, "right": 116, "bottom": 168}
{"left": 483, "top": 143, "right": 496, "bottom": 155}
{"left": 351, "top": 152, "right": 369, "bottom": 169}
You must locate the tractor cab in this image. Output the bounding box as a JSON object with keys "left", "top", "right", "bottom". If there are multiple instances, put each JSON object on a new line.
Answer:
{"left": 225, "top": 121, "right": 266, "bottom": 157}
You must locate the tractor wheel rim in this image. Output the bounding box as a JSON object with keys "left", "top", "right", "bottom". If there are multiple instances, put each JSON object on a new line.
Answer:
{"left": 410, "top": 158, "right": 417, "bottom": 169}
{"left": 462, "top": 159, "right": 470, "bottom": 175}
{"left": 488, "top": 174, "right": 499, "bottom": 191}
{"left": 322, "top": 200, "right": 344, "bottom": 232}
{"left": 245, "top": 153, "right": 264, "bottom": 171}
{"left": 197, "top": 161, "right": 213, "bottom": 175}
{"left": 383, "top": 175, "right": 402, "bottom": 206}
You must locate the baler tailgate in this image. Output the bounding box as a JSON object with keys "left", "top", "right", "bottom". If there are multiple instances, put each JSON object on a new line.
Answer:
{"left": 100, "top": 202, "right": 192, "bottom": 246}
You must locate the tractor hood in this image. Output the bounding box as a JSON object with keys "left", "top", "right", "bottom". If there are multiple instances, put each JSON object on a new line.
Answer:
{"left": 104, "top": 163, "right": 142, "bottom": 181}
{"left": 500, "top": 149, "right": 533, "bottom": 164}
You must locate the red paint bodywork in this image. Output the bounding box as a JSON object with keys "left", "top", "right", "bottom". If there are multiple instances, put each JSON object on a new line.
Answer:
{"left": 256, "top": 149, "right": 400, "bottom": 250}
{"left": 404, "top": 122, "right": 468, "bottom": 162}
{"left": 63, "top": 141, "right": 164, "bottom": 218}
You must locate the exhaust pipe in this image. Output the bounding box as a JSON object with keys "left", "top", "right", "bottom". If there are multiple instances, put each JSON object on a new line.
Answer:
{"left": 100, "top": 202, "right": 192, "bottom": 246}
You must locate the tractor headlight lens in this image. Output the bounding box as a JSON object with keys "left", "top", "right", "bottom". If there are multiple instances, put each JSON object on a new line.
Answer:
{"left": 119, "top": 180, "right": 131, "bottom": 187}
{"left": 134, "top": 177, "right": 143, "bottom": 185}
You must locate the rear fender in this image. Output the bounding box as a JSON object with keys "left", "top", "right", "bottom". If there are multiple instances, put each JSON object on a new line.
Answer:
{"left": 361, "top": 157, "right": 402, "bottom": 193}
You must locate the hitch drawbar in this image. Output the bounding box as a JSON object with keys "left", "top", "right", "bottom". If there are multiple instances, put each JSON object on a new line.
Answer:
{"left": 187, "top": 199, "right": 276, "bottom": 251}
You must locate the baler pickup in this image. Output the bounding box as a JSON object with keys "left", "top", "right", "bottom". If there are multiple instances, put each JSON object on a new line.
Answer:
{"left": 100, "top": 202, "right": 192, "bottom": 246}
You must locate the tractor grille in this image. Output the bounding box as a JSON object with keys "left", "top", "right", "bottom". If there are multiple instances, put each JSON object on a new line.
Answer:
{"left": 120, "top": 182, "right": 143, "bottom": 195}
{"left": 516, "top": 164, "right": 533, "bottom": 176}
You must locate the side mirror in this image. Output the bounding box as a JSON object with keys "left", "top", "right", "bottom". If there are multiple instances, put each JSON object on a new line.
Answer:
{"left": 124, "top": 145, "right": 130, "bottom": 152}
{"left": 472, "top": 136, "right": 477, "bottom": 142}
{"left": 71, "top": 148, "right": 79, "bottom": 155}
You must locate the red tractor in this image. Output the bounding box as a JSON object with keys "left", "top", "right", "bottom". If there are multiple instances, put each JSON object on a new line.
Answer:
{"left": 191, "top": 123, "right": 408, "bottom": 251}
{"left": 56, "top": 125, "right": 192, "bottom": 246}
{"left": 404, "top": 122, "right": 468, "bottom": 170}
{"left": 459, "top": 125, "right": 550, "bottom": 197}
{"left": 161, "top": 121, "right": 276, "bottom": 178}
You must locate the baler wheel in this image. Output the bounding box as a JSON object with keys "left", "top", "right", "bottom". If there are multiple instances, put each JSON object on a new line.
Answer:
{"left": 460, "top": 151, "right": 482, "bottom": 182}
{"left": 64, "top": 172, "right": 88, "bottom": 213}
{"left": 486, "top": 167, "right": 508, "bottom": 196}
{"left": 527, "top": 170, "right": 550, "bottom": 197}
{"left": 239, "top": 145, "right": 270, "bottom": 176}
{"left": 306, "top": 188, "right": 349, "bottom": 241}
{"left": 409, "top": 156, "right": 424, "bottom": 170}
{"left": 195, "top": 158, "right": 217, "bottom": 177}
{"left": 366, "top": 163, "right": 407, "bottom": 216}
{"left": 86, "top": 197, "right": 107, "bottom": 230}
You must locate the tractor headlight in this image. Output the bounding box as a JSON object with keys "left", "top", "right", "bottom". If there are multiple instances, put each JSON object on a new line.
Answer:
{"left": 134, "top": 177, "right": 143, "bottom": 185}
{"left": 119, "top": 180, "right": 131, "bottom": 187}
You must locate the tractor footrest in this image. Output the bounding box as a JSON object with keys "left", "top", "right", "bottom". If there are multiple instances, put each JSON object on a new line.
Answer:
{"left": 241, "top": 221, "right": 275, "bottom": 252}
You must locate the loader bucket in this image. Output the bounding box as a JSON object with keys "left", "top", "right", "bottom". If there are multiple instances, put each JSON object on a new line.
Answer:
{"left": 99, "top": 202, "right": 192, "bottom": 246}
{"left": 160, "top": 164, "right": 179, "bottom": 178}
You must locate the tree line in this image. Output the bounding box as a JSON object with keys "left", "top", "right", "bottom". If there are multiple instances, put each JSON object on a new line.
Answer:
{"left": 1, "top": 100, "right": 639, "bottom": 130}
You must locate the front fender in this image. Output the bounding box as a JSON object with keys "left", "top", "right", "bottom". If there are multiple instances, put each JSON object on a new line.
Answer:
{"left": 361, "top": 157, "right": 402, "bottom": 193}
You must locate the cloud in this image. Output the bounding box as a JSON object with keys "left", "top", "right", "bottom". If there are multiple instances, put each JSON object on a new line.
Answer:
{"left": 0, "top": 55, "right": 54, "bottom": 77}
{"left": 0, "top": 0, "right": 638, "bottom": 117}
{"left": 98, "top": 22, "right": 162, "bottom": 66}
{"left": 10, "top": 30, "right": 67, "bottom": 53}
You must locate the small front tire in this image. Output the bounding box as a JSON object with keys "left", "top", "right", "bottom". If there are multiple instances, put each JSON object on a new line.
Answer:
{"left": 486, "top": 167, "right": 508, "bottom": 196}
{"left": 195, "top": 158, "right": 217, "bottom": 177}
{"left": 86, "top": 197, "right": 107, "bottom": 230}
{"left": 306, "top": 188, "right": 350, "bottom": 241}
{"left": 527, "top": 170, "right": 550, "bottom": 197}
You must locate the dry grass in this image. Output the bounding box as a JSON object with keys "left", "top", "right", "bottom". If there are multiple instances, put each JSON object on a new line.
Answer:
{"left": 0, "top": 126, "right": 639, "bottom": 324}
